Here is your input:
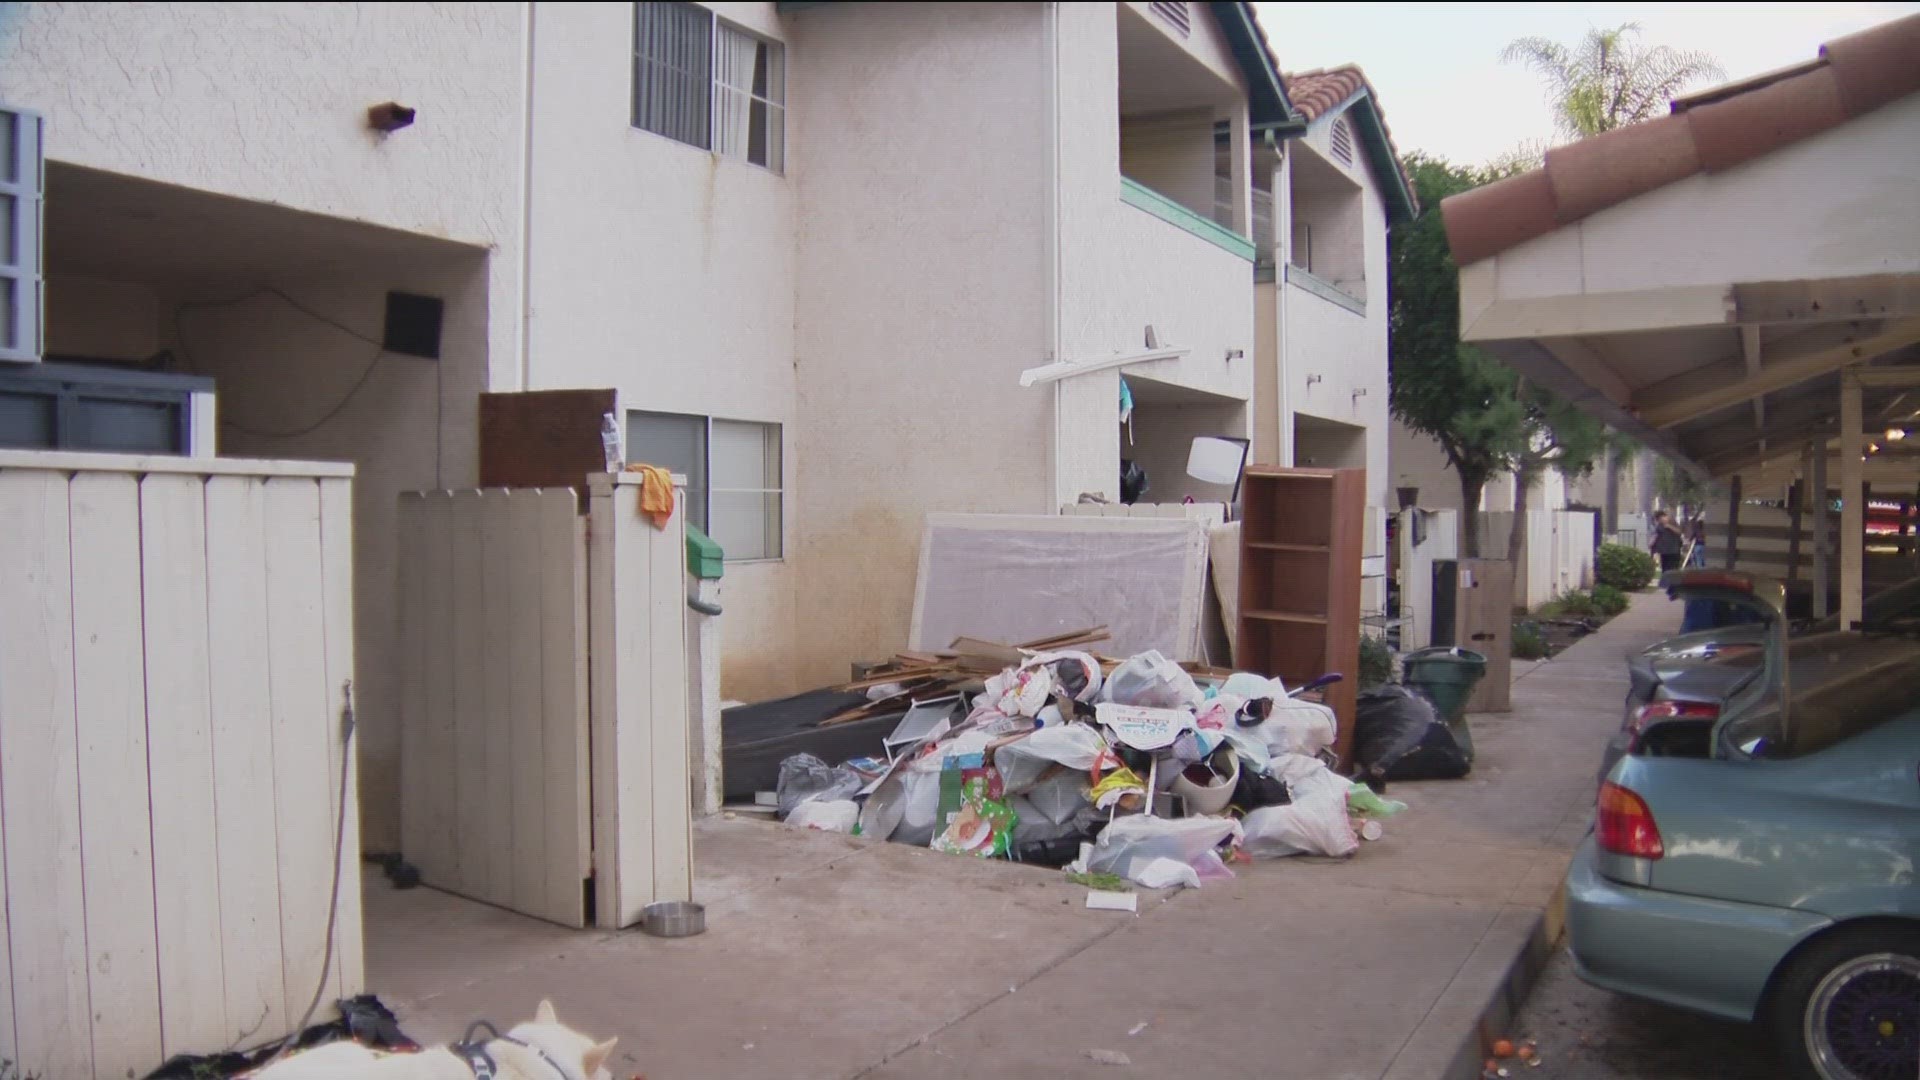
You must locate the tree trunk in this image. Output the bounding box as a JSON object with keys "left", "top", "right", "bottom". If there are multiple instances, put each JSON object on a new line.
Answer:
{"left": 1510, "top": 463, "right": 1534, "bottom": 608}
{"left": 1458, "top": 470, "right": 1486, "bottom": 557}
{"left": 1602, "top": 445, "right": 1620, "bottom": 535}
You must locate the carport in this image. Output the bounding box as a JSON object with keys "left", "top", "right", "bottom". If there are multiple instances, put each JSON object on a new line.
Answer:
{"left": 1439, "top": 14, "right": 1920, "bottom": 630}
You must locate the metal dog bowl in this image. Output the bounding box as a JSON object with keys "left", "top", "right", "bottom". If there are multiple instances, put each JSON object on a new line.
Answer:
{"left": 640, "top": 900, "right": 706, "bottom": 938}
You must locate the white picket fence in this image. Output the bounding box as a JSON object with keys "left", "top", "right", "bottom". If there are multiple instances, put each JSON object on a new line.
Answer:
{"left": 0, "top": 451, "right": 361, "bottom": 1078}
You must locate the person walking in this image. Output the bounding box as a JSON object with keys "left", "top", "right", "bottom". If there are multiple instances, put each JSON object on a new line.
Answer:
{"left": 1651, "top": 510, "right": 1685, "bottom": 572}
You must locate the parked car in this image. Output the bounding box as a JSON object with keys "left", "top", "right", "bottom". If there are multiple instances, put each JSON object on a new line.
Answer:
{"left": 1567, "top": 569, "right": 1920, "bottom": 1080}
{"left": 1603, "top": 574, "right": 1920, "bottom": 784}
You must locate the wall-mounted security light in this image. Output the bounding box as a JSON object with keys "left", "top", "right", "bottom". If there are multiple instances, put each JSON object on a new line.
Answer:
{"left": 368, "top": 102, "right": 416, "bottom": 133}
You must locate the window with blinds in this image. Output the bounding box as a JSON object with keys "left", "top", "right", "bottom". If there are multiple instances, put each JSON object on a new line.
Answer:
{"left": 632, "top": 3, "right": 786, "bottom": 174}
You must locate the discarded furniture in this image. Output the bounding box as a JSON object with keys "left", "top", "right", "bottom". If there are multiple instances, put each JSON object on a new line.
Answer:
{"left": 1236, "top": 466, "right": 1364, "bottom": 765}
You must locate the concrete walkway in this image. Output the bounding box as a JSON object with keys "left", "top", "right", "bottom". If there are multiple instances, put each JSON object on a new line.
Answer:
{"left": 363, "top": 593, "right": 1681, "bottom": 1080}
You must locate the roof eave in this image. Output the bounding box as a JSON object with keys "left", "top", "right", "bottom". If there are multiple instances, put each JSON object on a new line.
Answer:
{"left": 1210, "top": 2, "right": 1305, "bottom": 132}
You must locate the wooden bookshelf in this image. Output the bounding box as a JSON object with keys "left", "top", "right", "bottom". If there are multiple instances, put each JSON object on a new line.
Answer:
{"left": 1237, "top": 466, "right": 1365, "bottom": 767}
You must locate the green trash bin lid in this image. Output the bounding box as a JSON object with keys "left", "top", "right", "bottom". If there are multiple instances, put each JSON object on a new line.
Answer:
{"left": 1403, "top": 647, "right": 1487, "bottom": 685}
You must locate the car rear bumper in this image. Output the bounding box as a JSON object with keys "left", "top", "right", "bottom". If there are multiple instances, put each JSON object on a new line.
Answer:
{"left": 1565, "top": 838, "right": 1830, "bottom": 1023}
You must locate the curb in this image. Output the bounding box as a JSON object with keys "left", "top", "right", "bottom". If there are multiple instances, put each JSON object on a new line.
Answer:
{"left": 1383, "top": 876, "right": 1570, "bottom": 1080}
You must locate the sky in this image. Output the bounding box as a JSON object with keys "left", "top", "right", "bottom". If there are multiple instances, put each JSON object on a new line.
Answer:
{"left": 1251, "top": 2, "right": 1920, "bottom": 166}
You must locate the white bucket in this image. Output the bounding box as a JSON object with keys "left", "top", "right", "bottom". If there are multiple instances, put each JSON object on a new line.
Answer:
{"left": 1186, "top": 437, "right": 1245, "bottom": 486}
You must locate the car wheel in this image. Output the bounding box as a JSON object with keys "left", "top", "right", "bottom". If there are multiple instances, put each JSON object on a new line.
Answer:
{"left": 1768, "top": 926, "right": 1920, "bottom": 1080}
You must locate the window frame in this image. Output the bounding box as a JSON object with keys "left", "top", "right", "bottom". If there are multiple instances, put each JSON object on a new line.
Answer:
{"left": 630, "top": 3, "right": 787, "bottom": 176}
{"left": 0, "top": 105, "right": 45, "bottom": 363}
{"left": 625, "top": 408, "right": 785, "bottom": 563}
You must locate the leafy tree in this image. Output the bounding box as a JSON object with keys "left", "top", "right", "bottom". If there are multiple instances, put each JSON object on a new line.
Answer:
{"left": 1655, "top": 455, "right": 1711, "bottom": 512}
{"left": 1389, "top": 154, "right": 1528, "bottom": 556}
{"left": 1506, "top": 382, "right": 1624, "bottom": 598}
{"left": 1502, "top": 23, "right": 1725, "bottom": 140}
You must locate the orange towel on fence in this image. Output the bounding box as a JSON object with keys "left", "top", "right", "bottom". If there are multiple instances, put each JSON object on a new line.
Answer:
{"left": 623, "top": 463, "right": 676, "bottom": 529}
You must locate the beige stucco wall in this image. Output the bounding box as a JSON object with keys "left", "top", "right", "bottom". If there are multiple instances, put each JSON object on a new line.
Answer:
{"left": 1, "top": 1, "right": 523, "bottom": 851}
{"left": 786, "top": 1, "right": 1053, "bottom": 687}
{"left": 524, "top": 0, "right": 800, "bottom": 701}
{"left": 1279, "top": 128, "right": 1390, "bottom": 561}
{"left": 1056, "top": 2, "right": 1257, "bottom": 508}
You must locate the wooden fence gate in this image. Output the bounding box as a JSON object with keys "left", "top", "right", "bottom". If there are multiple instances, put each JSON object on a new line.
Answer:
{"left": 397, "top": 473, "right": 691, "bottom": 930}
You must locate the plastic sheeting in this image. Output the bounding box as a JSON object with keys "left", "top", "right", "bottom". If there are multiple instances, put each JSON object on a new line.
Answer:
{"left": 909, "top": 513, "right": 1211, "bottom": 659}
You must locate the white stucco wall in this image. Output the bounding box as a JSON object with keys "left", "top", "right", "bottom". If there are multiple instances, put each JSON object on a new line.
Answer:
{"left": 1056, "top": 2, "right": 1256, "bottom": 508}
{"left": 1463, "top": 93, "right": 1920, "bottom": 317}
{"left": 524, "top": 0, "right": 799, "bottom": 701}
{"left": 786, "top": 1, "right": 1052, "bottom": 688}
{"left": 2, "top": 1, "right": 524, "bottom": 852}
{"left": 1279, "top": 127, "right": 1390, "bottom": 560}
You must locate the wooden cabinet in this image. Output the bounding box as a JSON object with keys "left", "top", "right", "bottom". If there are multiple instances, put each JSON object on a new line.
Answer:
{"left": 1237, "top": 466, "right": 1365, "bottom": 766}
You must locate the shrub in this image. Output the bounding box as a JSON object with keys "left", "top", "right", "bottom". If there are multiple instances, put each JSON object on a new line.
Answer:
{"left": 1596, "top": 542, "right": 1658, "bottom": 591}
{"left": 1591, "top": 582, "right": 1629, "bottom": 616}
{"left": 1539, "top": 590, "right": 1602, "bottom": 619}
{"left": 1512, "top": 619, "right": 1549, "bottom": 659}
{"left": 1358, "top": 634, "right": 1394, "bottom": 689}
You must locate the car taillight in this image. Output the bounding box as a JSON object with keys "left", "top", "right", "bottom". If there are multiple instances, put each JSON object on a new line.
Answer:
{"left": 1625, "top": 699, "right": 1719, "bottom": 750}
{"left": 1596, "top": 781, "right": 1664, "bottom": 860}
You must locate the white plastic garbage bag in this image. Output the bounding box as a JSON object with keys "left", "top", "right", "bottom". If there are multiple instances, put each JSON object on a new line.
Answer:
{"left": 1024, "top": 650, "right": 1105, "bottom": 703}
{"left": 1131, "top": 857, "right": 1200, "bottom": 890}
{"left": 787, "top": 799, "right": 859, "bottom": 834}
{"left": 982, "top": 664, "right": 1055, "bottom": 718}
{"left": 994, "top": 722, "right": 1111, "bottom": 794}
{"left": 1221, "top": 671, "right": 1287, "bottom": 702}
{"left": 1244, "top": 700, "right": 1338, "bottom": 757}
{"left": 1241, "top": 753, "right": 1358, "bottom": 858}
{"left": 1024, "top": 769, "right": 1091, "bottom": 824}
{"left": 1099, "top": 651, "right": 1205, "bottom": 710}
{"left": 1086, "top": 813, "right": 1242, "bottom": 888}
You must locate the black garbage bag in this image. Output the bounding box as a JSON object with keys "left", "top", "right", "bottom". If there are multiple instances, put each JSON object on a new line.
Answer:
{"left": 146, "top": 995, "right": 418, "bottom": 1078}
{"left": 1353, "top": 684, "right": 1473, "bottom": 782}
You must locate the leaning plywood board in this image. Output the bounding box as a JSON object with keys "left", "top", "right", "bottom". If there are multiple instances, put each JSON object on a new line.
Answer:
{"left": 909, "top": 514, "right": 1210, "bottom": 660}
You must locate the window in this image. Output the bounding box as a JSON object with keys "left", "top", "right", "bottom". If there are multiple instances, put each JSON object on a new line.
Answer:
{"left": 632, "top": 3, "right": 785, "bottom": 173}
{"left": 626, "top": 410, "right": 783, "bottom": 560}
{"left": 1, "top": 105, "right": 44, "bottom": 362}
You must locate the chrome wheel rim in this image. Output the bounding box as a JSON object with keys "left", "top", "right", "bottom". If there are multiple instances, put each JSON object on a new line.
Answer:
{"left": 1806, "top": 951, "right": 1920, "bottom": 1080}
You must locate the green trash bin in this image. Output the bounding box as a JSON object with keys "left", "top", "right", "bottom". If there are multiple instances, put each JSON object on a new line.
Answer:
{"left": 1401, "top": 646, "right": 1488, "bottom": 723}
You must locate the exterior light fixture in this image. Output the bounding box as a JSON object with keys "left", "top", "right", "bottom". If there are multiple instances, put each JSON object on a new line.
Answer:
{"left": 1887, "top": 428, "right": 1908, "bottom": 441}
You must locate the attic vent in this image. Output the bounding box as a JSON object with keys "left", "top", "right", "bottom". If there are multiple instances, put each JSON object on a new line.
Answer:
{"left": 1150, "top": 1, "right": 1192, "bottom": 37}
{"left": 1329, "top": 116, "right": 1355, "bottom": 166}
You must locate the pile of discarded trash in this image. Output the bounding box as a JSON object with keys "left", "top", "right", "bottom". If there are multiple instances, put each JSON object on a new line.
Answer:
{"left": 773, "top": 649, "right": 1408, "bottom": 889}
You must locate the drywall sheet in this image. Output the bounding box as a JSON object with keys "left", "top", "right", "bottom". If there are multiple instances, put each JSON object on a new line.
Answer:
{"left": 909, "top": 514, "right": 1210, "bottom": 659}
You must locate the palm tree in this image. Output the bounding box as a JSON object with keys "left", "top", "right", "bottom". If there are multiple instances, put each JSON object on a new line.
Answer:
{"left": 1502, "top": 23, "right": 1725, "bottom": 140}
{"left": 1493, "top": 25, "right": 1723, "bottom": 562}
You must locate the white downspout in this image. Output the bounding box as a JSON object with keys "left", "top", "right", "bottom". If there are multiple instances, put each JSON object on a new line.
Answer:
{"left": 1044, "top": 1, "right": 1064, "bottom": 511}
{"left": 516, "top": 0, "right": 538, "bottom": 391}
{"left": 1271, "top": 133, "right": 1293, "bottom": 465}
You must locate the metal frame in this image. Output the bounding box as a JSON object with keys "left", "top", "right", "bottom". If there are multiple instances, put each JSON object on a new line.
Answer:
{"left": 0, "top": 362, "right": 211, "bottom": 454}
{"left": 0, "top": 105, "right": 44, "bottom": 362}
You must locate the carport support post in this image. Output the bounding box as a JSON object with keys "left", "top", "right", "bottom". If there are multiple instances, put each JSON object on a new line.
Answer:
{"left": 1840, "top": 369, "right": 1864, "bottom": 631}
{"left": 1785, "top": 478, "right": 1803, "bottom": 582}
{"left": 1811, "top": 441, "right": 1830, "bottom": 620}
{"left": 1722, "top": 475, "right": 1741, "bottom": 570}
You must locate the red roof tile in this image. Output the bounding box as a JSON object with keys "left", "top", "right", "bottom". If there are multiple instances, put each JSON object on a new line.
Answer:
{"left": 1282, "top": 65, "right": 1416, "bottom": 214}
{"left": 1442, "top": 13, "right": 1920, "bottom": 266}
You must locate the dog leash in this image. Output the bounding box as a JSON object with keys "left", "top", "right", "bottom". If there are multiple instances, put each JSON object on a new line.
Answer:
{"left": 452, "top": 1021, "right": 572, "bottom": 1080}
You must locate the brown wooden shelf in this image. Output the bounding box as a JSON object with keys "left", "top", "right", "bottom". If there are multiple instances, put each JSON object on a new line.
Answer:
{"left": 1245, "top": 541, "right": 1330, "bottom": 553}
{"left": 1243, "top": 608, "right": 1329, "bottom": 626}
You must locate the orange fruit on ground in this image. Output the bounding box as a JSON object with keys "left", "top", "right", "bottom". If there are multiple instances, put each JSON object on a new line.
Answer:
{"left": 1491, "top": 1039, "right": 1515, "bottom": 1059}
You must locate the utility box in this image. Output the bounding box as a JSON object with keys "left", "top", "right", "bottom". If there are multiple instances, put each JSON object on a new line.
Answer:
{"left": 1430, "top": 558, "right": 1513, "bottom": 713}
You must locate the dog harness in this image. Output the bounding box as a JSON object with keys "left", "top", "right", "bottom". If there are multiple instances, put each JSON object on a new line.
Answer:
{"left": 452, "top": 1020, "right": 574, "bottom": 1080}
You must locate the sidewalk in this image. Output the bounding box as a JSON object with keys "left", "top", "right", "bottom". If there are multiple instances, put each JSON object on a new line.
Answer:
{"left": 362, "top": 592, "right": 1682, "bottom": 1080}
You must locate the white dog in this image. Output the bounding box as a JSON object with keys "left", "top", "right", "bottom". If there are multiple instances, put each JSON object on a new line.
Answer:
{"left": 248, "top": 1000, "right": 618, "bottom": 1080}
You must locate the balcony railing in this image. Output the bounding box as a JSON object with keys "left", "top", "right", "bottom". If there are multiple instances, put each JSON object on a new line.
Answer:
{"left": 1121, "top": 177, "right": 1255, "bottom": 262}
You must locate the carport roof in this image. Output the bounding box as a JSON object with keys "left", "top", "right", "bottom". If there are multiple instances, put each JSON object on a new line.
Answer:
{"left": 1436, "top": 13, "right": 1920, "bottom": 481}
{"left": 1443, "top": 14, "right": 1920, "bottom": 267}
